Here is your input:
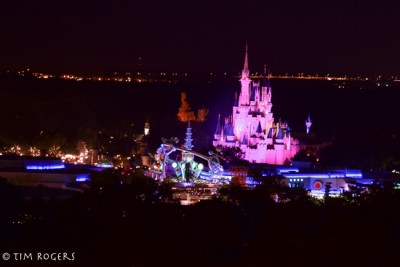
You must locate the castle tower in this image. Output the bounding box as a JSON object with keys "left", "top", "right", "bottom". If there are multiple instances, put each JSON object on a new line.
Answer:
{"left": 213, "top": 114, "right": 222, "bottom": 142}
{"left": 239, "top": 43, "right": 252, "bottom": 106}
{"left": 305, "top": 113, "right": 312, "bottom": 134}
{"left": 213, "top": 48, "right": 300, "bottom": 165}
{"left": 242, "top": 43, "right": 250, "bottom": 79}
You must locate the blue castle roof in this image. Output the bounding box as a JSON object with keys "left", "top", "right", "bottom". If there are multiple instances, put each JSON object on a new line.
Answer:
{"left": 215, "top": 115, "right": 222, "bottom": 135}
{"left": 250, "top": 85, "right": 256, "bottom": 101}
{"left": 276, "top": 127, "right": 284, "bottom": 139}
{"left": 267, "top": 128, "right": 274, "bottom": 138}
{"left": 256, "top": 121, "right": 262, "bottom": 134}
{"left": 241, "top": 135, "right": 248, "bottom": 145}
{"left": 225, "top": 123, "right": 234, "bottom": 136}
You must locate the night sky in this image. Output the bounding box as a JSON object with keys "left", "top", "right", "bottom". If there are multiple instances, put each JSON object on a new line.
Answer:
{"left": 1, "top": 0, "right": 400, "bottom": 76}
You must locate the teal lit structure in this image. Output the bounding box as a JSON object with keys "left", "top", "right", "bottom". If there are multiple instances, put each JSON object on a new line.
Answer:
{"left": 149, "top": 123, "right": 226, "bottom": 183}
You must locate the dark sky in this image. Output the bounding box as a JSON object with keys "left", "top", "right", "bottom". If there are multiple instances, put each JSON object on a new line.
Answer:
{"left": 1, "top": 0, "right": 400, "bottom": 76}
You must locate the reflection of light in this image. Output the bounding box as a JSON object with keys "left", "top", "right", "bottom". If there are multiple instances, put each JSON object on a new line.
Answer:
{"left": 172, "top": 162, "right": 178, "bottom": 168}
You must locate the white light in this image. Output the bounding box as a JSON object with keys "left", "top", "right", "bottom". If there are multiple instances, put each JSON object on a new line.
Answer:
{"left": 198, "top": 163, "right": 204, "bottom": 171}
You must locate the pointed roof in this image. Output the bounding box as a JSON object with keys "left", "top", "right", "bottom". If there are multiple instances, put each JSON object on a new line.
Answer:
{"left": 241, "top": 135, "right": 248, "bottom": 145}
{"left": 267, "top": 128, "right": 274, "bottom": 138}
{"left": 250, "top": 85, "right": 256, "bottom": 101}
{"left": 256, "top": 121, "right": 262, "bottom": 134}
{"left": 215, "top": 114, "right": 222, "bottom": 134}
{"left": 276, "top": 126, "right": 284, "bottom": 139}
{"left": 244, "top": 42, "right": 249, "bottom": 72}
{"left": 226, "top": 123, "right": 234, "bottom": 136}
{"left": 242, "top": 43, "right": 250, "bottom": 78}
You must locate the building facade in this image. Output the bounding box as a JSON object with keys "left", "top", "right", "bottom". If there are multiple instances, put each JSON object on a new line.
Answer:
{"left": 213, "top": 46, "right": 300, "bottom": 164}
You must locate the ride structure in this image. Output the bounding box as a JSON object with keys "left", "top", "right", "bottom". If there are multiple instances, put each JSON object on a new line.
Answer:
{"left": 149, "top": 123, "right": 227, "bottom": 184}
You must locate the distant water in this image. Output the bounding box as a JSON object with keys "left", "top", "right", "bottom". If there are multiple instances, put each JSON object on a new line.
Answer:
{"left": 1, "top": 74, "right": 400, "bottom": 166}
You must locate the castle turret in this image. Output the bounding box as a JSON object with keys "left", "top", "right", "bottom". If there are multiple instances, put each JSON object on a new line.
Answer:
{"left": 225, "top": 117, "right": 236, "bottom": 143}
{"left": 214, "top": 114, "right": 222, "bottom": 141}
{"left": 274, "top": 126, "right": 285, "bottom": 164}
{"left": 256, "top": 121, "right": 263, "bottom": 137}
{"left": 242, "top": 43, "right": 249, "bottom": 79}
{"left": 276, "top": 126, "right": 284, "bottom": 143}
{"left": 239, "top": 43, "right": 252, "bottom": 106}
{"left": 241, "top": 134, "right": 248, "bottom": 146}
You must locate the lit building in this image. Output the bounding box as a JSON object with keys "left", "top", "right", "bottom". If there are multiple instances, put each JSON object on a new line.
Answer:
{"left": 275, "top": 166, "right": 371, "bottom": 198}
{"left": 0, "top": 155, "right": 100, "bottom": 190}
{"left": 213, "top": 45, "right": 300, "bottom": 164}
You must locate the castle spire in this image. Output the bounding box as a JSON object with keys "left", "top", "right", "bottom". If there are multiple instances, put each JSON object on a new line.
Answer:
{"left": 215, "top": 114, "right": 222, "bottom": 135}
{"left": 262, "top": 63, "right": 268, "bottom": 87}
{"left": 242, "top": 42, "right": 250, "bottom": 79}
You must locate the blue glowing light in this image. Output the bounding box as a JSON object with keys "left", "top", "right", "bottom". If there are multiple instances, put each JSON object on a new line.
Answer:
{"left": 179, "top": 182, "right": 195, "bottom": 187}
{"left": 284, "top": 172, "right": 363, "bottom": 179}
{"left": 76, "top": 177, "right": 90, "bottom": 182}
{"left": 97, "top": 163, "right": 114, "bottom": 168}
{"left": 26, "top": 164, "right": 65, "bottom": 170}
{"left": 76, "top": 174, "right": 90, "bottom": 182}
{"left": 275, "top": 167, "right": 300, "bottom": 173}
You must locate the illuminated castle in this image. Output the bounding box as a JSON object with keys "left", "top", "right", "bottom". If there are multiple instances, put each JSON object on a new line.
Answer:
{"left": 213, "top": 45, "right": 300, "bottom": 165}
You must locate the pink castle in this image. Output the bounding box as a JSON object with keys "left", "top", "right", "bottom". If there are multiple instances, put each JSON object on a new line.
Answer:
{"left": 213, "top": 45, "right": 300, "bottom": 165}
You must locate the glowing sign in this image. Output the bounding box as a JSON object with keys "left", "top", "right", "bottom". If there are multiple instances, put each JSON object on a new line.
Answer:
{"left": 26, "top": 164, "right": 65, "bottom": 170}
{"left": 313, "top": 180, "right": 323, "bottom": 190}
{"left": 96, "top": 163, "right": 114, "bottom": 168}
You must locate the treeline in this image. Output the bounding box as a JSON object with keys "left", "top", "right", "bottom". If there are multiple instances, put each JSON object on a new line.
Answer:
{"left": 1, "top": 172, "right": 400, "bottom": 267}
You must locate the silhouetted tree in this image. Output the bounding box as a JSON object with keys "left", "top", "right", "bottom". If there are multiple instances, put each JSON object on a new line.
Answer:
{"left": 0, "top": 177, "right": 23, "bottom": 223}
{"left": 324, "top": 182, "right": 332, "bottom": 199}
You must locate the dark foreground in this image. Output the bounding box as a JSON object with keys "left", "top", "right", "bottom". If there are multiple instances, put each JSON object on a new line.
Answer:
{"left": 1, "top": 177, "right": 400, "bottom": 267}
